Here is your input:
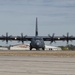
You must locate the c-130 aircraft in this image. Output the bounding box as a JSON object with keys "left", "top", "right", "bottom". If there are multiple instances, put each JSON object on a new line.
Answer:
{"left": 0, "top": 17, "right": 75, "bottom": 50}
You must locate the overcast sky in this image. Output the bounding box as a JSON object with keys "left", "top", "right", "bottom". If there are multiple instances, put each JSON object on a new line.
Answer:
{"left": 0, "top": 0, "right": 75, "bottom": 46}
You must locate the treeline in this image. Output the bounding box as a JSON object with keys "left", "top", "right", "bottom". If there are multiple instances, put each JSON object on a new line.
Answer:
{"left": 59, "top": 44, "right": 75, "bottom": 50}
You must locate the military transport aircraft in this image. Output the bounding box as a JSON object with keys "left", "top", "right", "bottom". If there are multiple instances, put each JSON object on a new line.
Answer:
{"left": 0, "top": 17, "right": 75, "bottom": 50}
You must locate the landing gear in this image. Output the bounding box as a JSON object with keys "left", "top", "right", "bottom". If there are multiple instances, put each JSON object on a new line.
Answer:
{"left": 30, "top": 43, "right": 32, "bottom": 50}
{"left": 30, "top": 46, "right": 32, "bottom": 50}
{"left": 42, "top": 47, "right": 45, "bottom": 50}
{"left": 36, "top": 48, "right": 39, "bottom": 51}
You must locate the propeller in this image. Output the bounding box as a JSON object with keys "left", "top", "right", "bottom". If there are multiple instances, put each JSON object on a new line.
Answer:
{"left": 66, "top": 32, "right": 69, "bottom": 44}
{"left": 6, "top": 32, "right": 9, "bottom": 44}
{"left": 17, "top": 33, "right": 27, "bottom": 44}
{"left": 2, "top": 32, "right": 12, "bottom": 44}
{"left": 21, "top": 33, "right": 24, "bottom": 44}
{"left": 48, "top": 33, "right": 56, "bottom": 44}
{"left": 63, "top": 32, "right": 73, "bottom": 44}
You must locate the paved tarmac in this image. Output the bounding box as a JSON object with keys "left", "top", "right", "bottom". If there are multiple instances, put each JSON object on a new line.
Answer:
{"left": 0, "top": 56, "right": 75, "bottom": 75}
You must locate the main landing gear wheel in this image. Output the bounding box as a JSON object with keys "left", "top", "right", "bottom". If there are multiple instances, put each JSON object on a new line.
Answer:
{"left": 42, "top": 47, "right": 45, "bottom": 50}
{"left": 30, "top": 43, "right": 32, "bottom": 50}
{"left": 30, "top": 47, "right": 32, "bottom": 50}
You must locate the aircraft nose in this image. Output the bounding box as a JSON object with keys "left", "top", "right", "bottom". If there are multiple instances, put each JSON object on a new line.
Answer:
{"left": 36, "top": 42, "right": 40, "bottom": 46}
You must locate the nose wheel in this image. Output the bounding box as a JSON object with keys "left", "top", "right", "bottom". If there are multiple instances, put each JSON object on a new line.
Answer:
{"left": 36, "top": 48, "right": 39, "bottom": 50}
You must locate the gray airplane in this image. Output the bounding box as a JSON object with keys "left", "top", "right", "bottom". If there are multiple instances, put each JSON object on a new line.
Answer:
{"left": 30, "top": 18, "right": 45, "bottom": 50}
{"left": 0, "top": 17, "right": 75, "bottom": 50}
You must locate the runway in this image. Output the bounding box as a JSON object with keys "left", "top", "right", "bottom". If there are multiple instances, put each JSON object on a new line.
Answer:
{"left": 0, "top": 51, "right": 75, "bottom": 75}
{"left": 0, "top": 56, "right": 75, "bottom": 75}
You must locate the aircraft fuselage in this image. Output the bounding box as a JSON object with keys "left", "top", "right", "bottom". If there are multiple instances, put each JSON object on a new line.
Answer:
{"left": 30, "top": 36, "right": 45, "bottom": 50}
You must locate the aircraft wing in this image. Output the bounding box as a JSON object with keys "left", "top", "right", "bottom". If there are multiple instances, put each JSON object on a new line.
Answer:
{"left": 0, "top": 35, "right": 75, "bottom": 44}
{"left": 0, "top": 36, "right": 33, "bottom": 40}
{"left": 41, "top": 35, "right": 75, "bottom": 43}
{"left": 0, "top": 33, "right": 34, "bottom": 43}
{"left": 0, "top": 33, "right": 75, "bottom": 44}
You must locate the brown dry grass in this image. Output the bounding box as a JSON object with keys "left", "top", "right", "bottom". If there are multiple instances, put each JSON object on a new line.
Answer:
{"left": 0, "top": 50, "right": 75, "bottom": 57}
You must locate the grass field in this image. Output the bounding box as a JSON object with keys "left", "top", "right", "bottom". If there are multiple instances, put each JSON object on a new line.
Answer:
{"left": 0, "top": 50, "right": 75, "bottom": 57}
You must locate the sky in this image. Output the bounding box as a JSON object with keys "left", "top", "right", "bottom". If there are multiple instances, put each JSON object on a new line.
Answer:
{"left": 0, "top": 0, "right": 75, "bottom": 46}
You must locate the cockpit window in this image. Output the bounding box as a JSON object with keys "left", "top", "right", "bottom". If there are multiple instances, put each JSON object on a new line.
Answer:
{"left": 33, "top": 37, "right": 43, "bottom": 40}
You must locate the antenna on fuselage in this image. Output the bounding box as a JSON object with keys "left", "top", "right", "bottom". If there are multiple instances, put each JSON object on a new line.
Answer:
{"left": 35, "top": 17, "right": 38, "bottom": 36}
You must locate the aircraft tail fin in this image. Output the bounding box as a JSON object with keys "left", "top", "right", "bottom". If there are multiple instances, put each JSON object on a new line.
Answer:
{"left": 35, "top": 17, "right": 38, "bottom": 36}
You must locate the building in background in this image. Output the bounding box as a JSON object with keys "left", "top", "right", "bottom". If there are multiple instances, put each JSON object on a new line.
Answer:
{"left": 10, "top": 44, "right": 62, "bottom": 50}
{"left": 0, "top": 44, "right": 62, "bottom": 50}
